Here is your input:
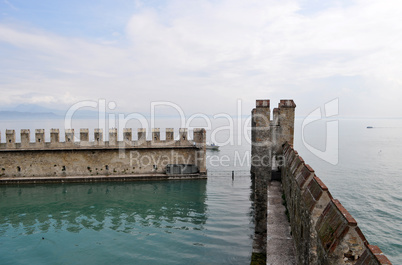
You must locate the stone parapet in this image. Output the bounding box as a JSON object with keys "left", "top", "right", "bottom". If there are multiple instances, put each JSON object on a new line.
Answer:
{"left": 281, "top": 141, "right": 392, "bottom": 265}
{"left": 356, "top": 245, "right": 392, "bottom": 265}
{"left": 250, "top": 99, "right": 391, "bottom": 264}
{"left": 0, "top": 128, "right": 202, "bottom": 150}
{"left": 0, "top": 128, "right": 207, "bottom": 179}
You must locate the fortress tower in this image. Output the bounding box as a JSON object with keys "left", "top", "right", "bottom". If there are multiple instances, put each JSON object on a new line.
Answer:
{"left": 251, "top": 99, "right": 296, "bottom": 180}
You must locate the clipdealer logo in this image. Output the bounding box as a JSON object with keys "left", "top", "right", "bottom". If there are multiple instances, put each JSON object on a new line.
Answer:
{"left": 301, "top": 98, "right": 339, "bottom": 165}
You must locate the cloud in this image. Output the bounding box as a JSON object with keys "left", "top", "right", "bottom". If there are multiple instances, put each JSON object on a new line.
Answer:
{"left": 0, "top": 0, "right": 401, "bottom": 117}
{"left": 123, "top": 0, "right": 402, "bottom": 115}
{"left": 3, "top": 0, "right": 18, "bottom": 11}
{"left": 124, "top": 0, "right": 402, "bottom": 82}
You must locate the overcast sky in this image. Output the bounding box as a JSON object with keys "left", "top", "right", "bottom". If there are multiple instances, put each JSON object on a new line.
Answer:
{"left": 1, "top": 0, "right": 401, "bottom": 118}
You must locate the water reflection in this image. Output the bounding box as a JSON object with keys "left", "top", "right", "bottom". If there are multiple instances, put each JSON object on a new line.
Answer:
{"left": 0, "top": 180, "right": 208, "bottom": 235}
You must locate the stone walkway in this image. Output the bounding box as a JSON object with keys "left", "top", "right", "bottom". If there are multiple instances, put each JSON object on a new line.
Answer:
{"left": 266, "top": 181, "right": 297, "bottom": 265}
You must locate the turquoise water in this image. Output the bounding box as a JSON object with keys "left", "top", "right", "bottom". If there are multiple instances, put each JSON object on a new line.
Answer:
{"left": 1, "top": 118, "right": 402, "bottom": 264}
{"left": 0, "top": 177, "right": 254, "bottom": 264}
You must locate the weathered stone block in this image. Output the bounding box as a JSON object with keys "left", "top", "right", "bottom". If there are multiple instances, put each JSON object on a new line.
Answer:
{"left": 65, "top": 129, "right": 74, "bottom": 144}
{"left": 152, "top": 128, "right": 160, "bottom": 143}
{"left": 50, "top": 128, "right": 60, "bottom": 143}
{"left": 109, "top": 128, "right": 118, "bottom": 146}
{"left": 21, "top": 129, "right": 30, "bottom": 148}
{"left": 179, "top": 128, "right": 187, "bottom": 142}
{"left": 94, "top": 128, "right": 103, "bottom": 145}
{"left": 355, "top": 245, "right": 392, "bottom": 265}
{"left": 6, "top": 130, "right": 15, "bottom": 148}
{"left": 165, "top": 128, "right": 174, "bottom": 142}
{"left": 80, "top": 128, "right": 89, "bottom": 142}
{"left": 137, "top": 128, "right": 146, "bottom": 145}
{"left": 295, "top": 164, "right": 314, "bottom": 190}
{"left": 123, "top": 128, "right": 132, "bottom": 142}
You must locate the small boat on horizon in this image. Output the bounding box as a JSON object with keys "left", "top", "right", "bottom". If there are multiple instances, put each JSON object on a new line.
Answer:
{"left": 206, "top": 143, "right": 220, "bottom": 151}
{"left": 367, "top": 126, "right": 373, "bottom": 129}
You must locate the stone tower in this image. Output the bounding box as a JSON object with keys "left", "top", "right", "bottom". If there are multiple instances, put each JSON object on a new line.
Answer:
{"left": 251, "top": 99, "right": 296, "bottom": 180}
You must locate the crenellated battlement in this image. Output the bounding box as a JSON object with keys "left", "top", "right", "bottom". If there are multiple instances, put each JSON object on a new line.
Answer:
{"left": 250, "top": 99, "right": 392, "bottom": 265}
{"left": 250, "top": 99, "right": 296, "bottom": 178}
{"left": 0, "top": 128, "right": 204, "bottom": 150}
{"left": 0, "top": 128, "right": 206, "bottom": 182}
{"left": 281, "top": 142, "right": 392, "bottom": 265}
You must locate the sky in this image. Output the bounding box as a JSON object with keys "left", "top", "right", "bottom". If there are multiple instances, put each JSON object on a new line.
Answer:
{"left": 0, "top": 0, "right": 402, "bottom": 118}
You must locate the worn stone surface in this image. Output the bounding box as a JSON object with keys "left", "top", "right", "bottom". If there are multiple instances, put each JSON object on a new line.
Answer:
{"left": 251, "top": 173, "right": 268, "bottom": 257}
{"left": 0, "top": 128, "right": 206, "bottom": 182}
{"left": 280, "top": 142, "right": 392, "bottom": 265}
{"left": 355, "top": 245, "right": 393, "bottom": 265}
{"left": 272, "top": 100, "right": 296, "bottom": 156}
{"left": 250, "top": 99, "right": 297, "bottom": 265}
{"left": 251, "top": 99, "right": 296, "bottom": 179}
{"left": 251, "top": 100, "right": 272, "bottom": 180}
{"left": 267, "top": 181, "right": 296, "bottom": 265}
{"left": 252, "top": 99, "right": 391, "bottom": 265}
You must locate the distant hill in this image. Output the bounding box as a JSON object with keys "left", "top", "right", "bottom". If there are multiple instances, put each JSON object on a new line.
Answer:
{"left": 9, "top": 104, "right": 63, "bottom": 114}
{"left": 0, "top": 104, "right": 110, "bottom": 120}
{"left": 0, "top": 111, "right": 61, "bottom": 120}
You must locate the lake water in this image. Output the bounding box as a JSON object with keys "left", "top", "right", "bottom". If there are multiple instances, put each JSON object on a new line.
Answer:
{"left": 0, "top": 119, "right": 254, "bottom": 265}
{"left": 0, "top": 177, "right": 254, "bottom": 265}
{"left": 295, "top": 118, "right": 402, "bottom": 264}
{"left": 0, "top": 118, "right": 401, "bottom": 264}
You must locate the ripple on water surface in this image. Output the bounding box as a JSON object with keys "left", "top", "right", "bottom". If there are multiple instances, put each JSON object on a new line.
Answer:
{"left": 0, "top": 177, "right": 254, "bottom": 265}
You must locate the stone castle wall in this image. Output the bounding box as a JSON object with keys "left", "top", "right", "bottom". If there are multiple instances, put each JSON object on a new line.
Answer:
{"left": 0, "top": 128, "right": 206, "bottom": 183}
{"left": 281, "top": 142, "right": 391, "bottom": 265}
{"left": 251, "top": 99, "right": 392, "bottom": 265}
